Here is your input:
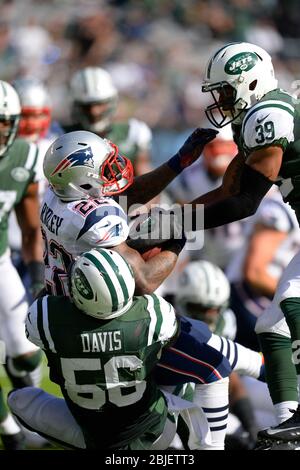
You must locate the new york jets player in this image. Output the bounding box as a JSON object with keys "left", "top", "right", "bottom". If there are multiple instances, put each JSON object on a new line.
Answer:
{"left": 8, "top": 248, "right": 179, "bottom": 450}
{"left": 66, "top": 66, "right": 152, "bottom": 176}
{"left": 41, "top": 129, "right": 234, "bottom": 450}
{"left": 0, "top": 80, "right": 43, "bottom": 449}
{"left": 189, "top": 41, "right": 300, "bottom": 443}
{"left": 8, "top": 78, "right": 63, "bottom": 303}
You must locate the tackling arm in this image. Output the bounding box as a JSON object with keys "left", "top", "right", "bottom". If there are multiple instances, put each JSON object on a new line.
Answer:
{"left": 190, "top": 146, "right": 282, "bottom": 230}
{"left": 123, "top": 128, "right": 218, "bottom": 207}
{"left": 113, "top": 241, "right": 182, "bottom": 295}
{"left": 191, "top": 152, "right": 245, "bottom": 205}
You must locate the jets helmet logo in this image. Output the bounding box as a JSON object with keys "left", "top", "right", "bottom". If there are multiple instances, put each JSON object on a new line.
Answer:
{"left": 224, "top": 52, "right": 258, "bottom": 75}
{"left": 73, "top": 268, "right": 93, "bottom": 300}
{"left": 51, "top": 147, "right": 94, "bottom": 176}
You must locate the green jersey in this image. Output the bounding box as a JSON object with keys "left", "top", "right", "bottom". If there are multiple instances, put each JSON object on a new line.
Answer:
{"left": 0, "top": 138, "right": 39, "bottom": 256}
{"left": 26, "top": 293, "right": 177, "bottom": 449}
{"left": 106, "top": 118, "right": 152, "bottom": 165}
{"left": 235, "top": 89, "right": 300, "bottom": 221}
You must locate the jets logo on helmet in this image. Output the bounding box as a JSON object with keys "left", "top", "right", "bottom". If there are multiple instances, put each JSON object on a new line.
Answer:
{"left": 73, "top": 267, "right": 93, "bottom": 300}
{"left": 202, "top": 42, "right": 278, "bottom": 128}
{"left": 224, "top": 52, "right": 258, "bottom": 75}
{"left": 51, "top": 147, "right": 94, "bottom": 176}
{"left": 70, "top": 248, "right": 135, "bottom": 320}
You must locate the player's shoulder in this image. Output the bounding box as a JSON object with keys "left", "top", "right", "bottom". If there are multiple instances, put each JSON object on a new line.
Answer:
{"left": 243, "top": 89, "right": 295, "bottom": 127}
{"left": 10, "top": 137, "right": 30, "bottom": 151}
{"left": 242, "top": 89, "right": 296, "bottom": 151}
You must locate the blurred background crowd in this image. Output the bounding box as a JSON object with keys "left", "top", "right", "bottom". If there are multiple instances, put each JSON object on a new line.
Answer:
{"left": 1, "top": 0, "right": 300, "bottom": 162}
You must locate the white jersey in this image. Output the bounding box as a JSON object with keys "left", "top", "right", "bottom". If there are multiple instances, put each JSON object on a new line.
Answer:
{"left": 227, "top": 188, "right": 300, "bottom": 283}
{"left": 40, "top": 187, "right": 129, "bottom": 296}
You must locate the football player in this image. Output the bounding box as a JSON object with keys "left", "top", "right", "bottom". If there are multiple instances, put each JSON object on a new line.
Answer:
{"left": 40, "top": 129, "right": 233, "bottom": 449}
{"left": 0, "top": 80, "right": 44, "bottom": 449}
{"left": 8, "top": 248, "right": 179, "bottom": 450}
{"left": 187, "top": 42, "right": 300, "bottom": 444}
{"left": 66, "top": 66, "right": 152, "bottom": 176}
{"left": 8, "top": 77, "right": 63, "bottom": 303}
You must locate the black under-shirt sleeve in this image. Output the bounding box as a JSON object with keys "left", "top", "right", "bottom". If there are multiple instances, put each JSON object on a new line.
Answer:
{"left": 193, "top": 164, "right": 274, "bottom": 230}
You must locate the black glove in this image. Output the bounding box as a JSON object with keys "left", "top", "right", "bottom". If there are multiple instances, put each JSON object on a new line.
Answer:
{"left": 167, "top": 127, "right": 218, "bottom": 174}
{"left": 127, "top": 206, "right": 185, "bottom": 252}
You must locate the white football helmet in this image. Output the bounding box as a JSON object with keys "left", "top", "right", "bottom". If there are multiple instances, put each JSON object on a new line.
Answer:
{"left": 0, "top": 80, "right": 21, "bottom": 156}
{"left": 43, "top": 130, "right": 134, "bottom": 201}
{"left": 70, "top": 67, "right": 118, "bottom": 134}
{"left": 202, "top": 42, "right": 278, "bottom": 127}
{"left": 175, "top": 260, "right": 230, "bottom": 318}
{"left": 70, "top": 248, "right": 135, "bottom": 319}
{"left": 13, "top": 77, "right": 51, "bottom": 141}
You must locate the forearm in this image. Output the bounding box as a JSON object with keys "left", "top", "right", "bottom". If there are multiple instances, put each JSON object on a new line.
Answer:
{"left": 203, "top": 192, "right": 257, "bottom": 229}
{"left": 22, "top": 229, "right": 43, "bottom": 263}
{"left": 133, "top": 248, "right": 178, "bottom": 295}
{"left": 191, "top": 164, "right": 274, "bottom": 230}
{"left": 124, "top": 163, "right": 176, "bottom": 207}
{"left": 190, "top": 185, "right": 227, "bottom": 206}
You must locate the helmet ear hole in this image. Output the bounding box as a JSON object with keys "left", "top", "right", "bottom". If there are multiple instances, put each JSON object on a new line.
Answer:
{"left": 249, "top": 79, "right": 257, "bottom": 91}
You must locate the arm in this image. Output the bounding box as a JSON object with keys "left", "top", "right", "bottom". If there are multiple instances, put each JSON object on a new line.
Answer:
{"left": 15, "top": 182, "right": 44, "bottom": 297}
{"left": 123, "top": 128, "right": 218, "bottom": 207}
{"left": 191, "top": 151, "right": 245, "bottom": 205}
{"left": 113, "top": 241, "right": 182, "bottom": 295}
{"left": 243, "top": 223, "right": 287, "bottom": 296}
{"left": 15, "top": 182, "right": 43, "bottom": 263}
{"left": 199, "top": 146, "right": 282, "bottom": 229}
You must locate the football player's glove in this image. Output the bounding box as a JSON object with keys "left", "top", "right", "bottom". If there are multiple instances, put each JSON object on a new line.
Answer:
{"left": 127, "top": 207, "right": 185, "bottom": 252}
{"left": 167, "top": 127, "right": 218, "bottom": 174}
